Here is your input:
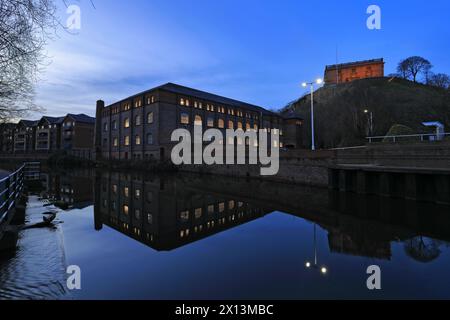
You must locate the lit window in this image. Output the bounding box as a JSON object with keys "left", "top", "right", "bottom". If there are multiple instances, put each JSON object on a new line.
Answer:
{"left": 246, "top": 123, "right": 251, "bottom": 130}
{"left": 180, "top": 98, "right": 185, "bottom": 106}
{"left": 237, "top": 122, "right": 243, "bottom": 129}
{"left": 135, "top": 135, "right": 141, "bottom": 145}
{"left": 229, "top": 201, "right": 235, "bottom": 209}
{"left": 124, "top": 187, "right": 129, "bottom": 197}
{"left": 123, "top": 205, "right": 129, "bottom": 215}
{"left": 228, "top": 121, "right": 234, "bottom": 129}
{"left": 147, "top": 214, "right": 153, "bottom": 224}
{"left": 180, "top": 113, "right": 189, "bottom": 125}
{"left": 124, "top": 135, "right": 130, "bottom": 146}
{"left": 218, "top": 119, "right": 224, "bottom": 129}
{"left": 207, "top": 117, "right": 214, "bottom": 127}
{"left": 124, "top": 118, "right": 130, "bottom": 128}
{"left": 194, "top": 115, "right": 202, "bottom": 126}
{"left": 112, "top": 184, "right": 118, "bottom": 194}
{"left": 195, "top": 208, "right": 202, "bottom": 219}
{"left": 219, "top": 203, "right": 225, "bottom": 213}
{"left": 113, "top": 138, "right": 118, "bottom": 147}
{"left": 208, "top": 205, "right": 215, "bottom": 214}
{"left": 274, "top": 140, "right": 278, "bottom": 148}
{"left": 254, "top": 124, "right": 258, "bottom": 131}
{"left": 135, "top": 189, "right": 141, "bottom": 198}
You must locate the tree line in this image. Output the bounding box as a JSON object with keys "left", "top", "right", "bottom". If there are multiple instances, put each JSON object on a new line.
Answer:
{"left": 394, "top": 56, "right": 450, "bottom": 89}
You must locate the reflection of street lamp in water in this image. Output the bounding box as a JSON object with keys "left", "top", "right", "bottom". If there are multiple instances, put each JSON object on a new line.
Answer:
{"left": 305, "top": 224, "right": 328, "bottom": 275}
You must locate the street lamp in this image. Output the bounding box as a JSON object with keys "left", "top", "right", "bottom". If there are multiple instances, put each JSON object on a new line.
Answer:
{"left": 305, "top": 224, "right": 328, "bottom": 275}
{"left": 364, "top": 109, "right": 374, "bottom": 137}
{"left": 302, "top": 78, "right": 323, "bottom": 151}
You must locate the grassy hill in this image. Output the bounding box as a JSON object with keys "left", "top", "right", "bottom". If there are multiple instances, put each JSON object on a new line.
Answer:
{"left": 282, "top": 77, "right": 450, "bottom": 148}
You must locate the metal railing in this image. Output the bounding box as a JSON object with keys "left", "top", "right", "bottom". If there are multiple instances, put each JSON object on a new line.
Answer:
{"left": 0, "top": 165, "right": 25, "bottom": 223}
{"left": 367, "top": 133, "right": 450, "bottom": 144}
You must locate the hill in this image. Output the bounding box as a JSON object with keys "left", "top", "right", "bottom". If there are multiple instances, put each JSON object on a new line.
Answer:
{"left": 281, "top": 77, "right": 450, "bottom": 148}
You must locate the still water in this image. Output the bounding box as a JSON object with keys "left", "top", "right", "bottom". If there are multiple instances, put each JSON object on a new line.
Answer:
{"left": 1, "top": 169, "right": 450, "bottom": 300}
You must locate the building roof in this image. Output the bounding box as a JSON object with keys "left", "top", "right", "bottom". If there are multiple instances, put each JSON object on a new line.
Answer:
{"left": 106, "top": 82, "right": 280, "bottom": 117}
{"left": 19, "top": 120, "right": 39, "bottom": 127}
{"left": 66, "top": 114, "right": 96, "bottom": 124}
{"left": 325, "top": 58, "right": 384, "bottom": 71}
{"left": 40, "top": 116, "right": 65, "bottom": 125}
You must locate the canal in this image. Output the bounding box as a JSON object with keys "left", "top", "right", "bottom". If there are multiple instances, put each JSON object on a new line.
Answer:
{"left": 1, "top": 168, "right": 450, "bottom": 299}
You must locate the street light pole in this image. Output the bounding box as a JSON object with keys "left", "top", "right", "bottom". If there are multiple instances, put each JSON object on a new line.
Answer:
{"left": 302, "top": 79, "right": 323, "bottom": 151}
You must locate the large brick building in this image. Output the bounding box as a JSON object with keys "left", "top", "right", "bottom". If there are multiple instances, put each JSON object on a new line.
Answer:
{"left": 96, "top": 83, "right": 302, "bottom": 161}
{"left": 324, "top": 58, "right": 385, "bottom": 85}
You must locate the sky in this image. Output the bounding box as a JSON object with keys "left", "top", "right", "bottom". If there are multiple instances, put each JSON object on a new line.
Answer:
{"left": 33, "top": 0, "right": 450, "bottom": 118}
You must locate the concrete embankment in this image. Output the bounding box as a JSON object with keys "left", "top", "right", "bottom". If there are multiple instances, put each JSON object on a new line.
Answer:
{"left": 179, "top": 150, "right": 334, "bottom": 188}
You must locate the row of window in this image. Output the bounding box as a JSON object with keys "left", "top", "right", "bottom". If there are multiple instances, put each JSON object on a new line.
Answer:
{"left": 109, "top": 96, "right": 156, "bottom": 115}
{"left": 180, "top": 98, "right": 258, "bottom": 120}
{"left": 104, "top": 112, "right": 154, "bottom": 132}
{"left": 106, "top": 133, "right": 154, "bottom": 147}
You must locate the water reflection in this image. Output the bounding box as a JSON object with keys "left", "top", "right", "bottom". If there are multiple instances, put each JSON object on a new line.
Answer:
{"left": 2, "top": 168, "right": 450, "bottom": 299}
{"left": 85, "top": 170, "right": 450, "bottom": 261}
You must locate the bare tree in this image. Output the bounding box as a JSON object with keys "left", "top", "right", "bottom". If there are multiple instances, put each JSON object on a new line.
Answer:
{"left": 397, "top": 56, "right": 433, "bottom": 83}
{"left": 429, "top": 73, "right": 450, "bottom": 89}
{"left": 0, "top": 0, "right": 59, "bottom": 122}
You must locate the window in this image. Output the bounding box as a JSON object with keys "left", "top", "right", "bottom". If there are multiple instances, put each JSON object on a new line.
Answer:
{"left": 147, "top": 214, "right": 153, "bottom": 224}
{"left": 103, "top": 123, "right": 108, "bottom": 132}
{"left": 135, "top": 115, "right": 141, "bottom": 126}
{"left": 135, "top": 189, "right": 141, "bottom": 198}
{"left": 124, "top": 118, "right": 130, "bottom": 128}
{"left": 112, "top": 120, "right": 117, "bottom": 130}
{"left": 135, "top": 209, "right": 141, "bottom": 220}
{"left": 180, "top": 211, "right": 189, "bottom": 222}
{"left": 195, "top": 208, "right": 202, "bottom": 219}
{"left": 228, "top": 120, "right": 234, "bottom": 129}
{"left": 208, "top": 205, "right": 214, "bottom": 214}
{"left": 124, "top": 135, "right": 130, "bottom": 146}
{"left": 180, "top": 98, "right": 185, "bottom": 106}
{"left": 147, "top": 96, "right": 155, "bottom": 104}
{"left": 219, "top": 203, "right": 225, "bottom": 213}
{"left": 112, "top": 184, "right": 118, "bottom": 194}
{"left": 147, "top": 112, "right": 154, "bottom": 124}
{"left": 180, "top": 113, "right": 189, "bottom": 125}
{"left": 113, "top": 137, "right": 118, "bottom": 147}
{"left": 147, "top": 133, "right": 153, "bottom": 145}
{"left": 229, "top": 201, "right": 235, "bottom": 210}
{"left": 135, "top": 135, "right": 141, "bottom": 145}
{"left": 237, "top": 122, "right": 243, "bottom": 130}
{"left": 123, "top": 205, "right": 129, "bottom": 215}
{"left": 254, "top": 124, "right": 258, "bottom": 131}
{"left": 194, "top": 115, "right": 202, "bottom": 126}
{"left": 124, "top": 187, "right": 129, "bottom": 197}
{"left": 246, "top": 123, "right": 251, "bottom": 130}
{"left": 207, "top": 117, "right": 214, "bottom": 127}
{"left": 218, "top": 119, "right": 225, "bottom": 128}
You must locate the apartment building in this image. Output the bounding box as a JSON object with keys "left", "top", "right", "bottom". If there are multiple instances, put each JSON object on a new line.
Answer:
{"left": 61, "top": 114, "right": 96, "bottom": 159}
{"left": 96, "top": 82, "right": 301, "bottom": 161}
{"left": 35, "top": 116, "right": 65, "bottom": 152}
{"left": 14, "top": 120, "right": 38, "bottom": 153}
{"left": 0, "top": 123, "right": 15, "bottom": 153}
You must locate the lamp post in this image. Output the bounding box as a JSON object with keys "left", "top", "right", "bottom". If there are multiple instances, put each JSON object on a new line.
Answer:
{"left": 364, "top": 109, "right": 374, "bottom": 137}
{"left": 305, "top": 224, "right": 328, "bottom": 275}
{"left": 302, "top": 78, "right": 323, "bottom": 151}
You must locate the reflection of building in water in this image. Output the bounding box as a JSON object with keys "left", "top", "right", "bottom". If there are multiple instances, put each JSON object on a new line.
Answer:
{"left": 92, "top": 170, "right": 450, "bottom": 259}
{"left": 94, "top": 171, "right": 272, "bottom": 251}
{"left": 40, "top": 170, "right": 94, "bottom": 209}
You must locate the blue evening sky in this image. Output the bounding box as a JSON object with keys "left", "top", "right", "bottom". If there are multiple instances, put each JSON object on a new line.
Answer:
{"left": 34, "top": 0, "right": 450, "bottom": 118}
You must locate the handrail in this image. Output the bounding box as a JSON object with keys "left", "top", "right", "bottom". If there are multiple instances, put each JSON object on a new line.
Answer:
{"left": 367, "top": 133, "right": 450, "bottom": 143}
{"left": 0, "top": 165, "right": 25, "bottom": 223}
